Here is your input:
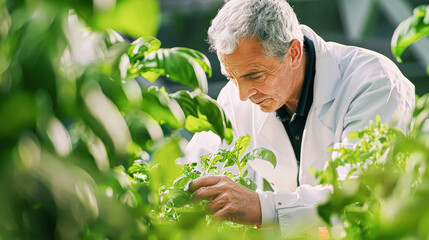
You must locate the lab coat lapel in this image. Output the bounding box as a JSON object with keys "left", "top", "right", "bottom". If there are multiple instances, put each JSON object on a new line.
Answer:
{"left": 248, "top": 111, "right": 299, "bottom": 191}
{"left": 300, "top": 28, "right": 341, "bottom": 185}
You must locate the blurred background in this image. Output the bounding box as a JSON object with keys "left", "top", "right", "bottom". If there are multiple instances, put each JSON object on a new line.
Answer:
{"left": 156, "top": 0, "right": 429, "bottom": 98}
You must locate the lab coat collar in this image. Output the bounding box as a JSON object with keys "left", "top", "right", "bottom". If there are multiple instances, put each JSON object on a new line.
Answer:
{"left": 301, "top": 25, "right": 341, "bottom": 108}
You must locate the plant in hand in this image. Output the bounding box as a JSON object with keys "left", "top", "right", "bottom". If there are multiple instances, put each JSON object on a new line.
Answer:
{"left": 164, "top": 135, "right": 276, "bottom": 231}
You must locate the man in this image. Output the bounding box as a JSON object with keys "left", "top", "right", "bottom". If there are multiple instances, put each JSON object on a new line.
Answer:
{"left": 186, "top": 0, "right": 415, "bottom": 238}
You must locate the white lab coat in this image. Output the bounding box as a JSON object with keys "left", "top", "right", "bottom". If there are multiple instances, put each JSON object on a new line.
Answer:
{"left": 185, "top": 25, "right": 415, "bottom": 238}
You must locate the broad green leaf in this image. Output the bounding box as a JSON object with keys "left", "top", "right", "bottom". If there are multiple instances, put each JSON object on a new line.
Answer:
{"left": 139, "top": 48, "right": 209, "bottom": 91}
{"left": 185, "top": 115, "right": 215, "bottom": 133}
{"left": 141, "top": 87, "right": 185, "bottom": 129}
{"left": 242, "top": 147, "right": 277, "bottom": 168}
{"left": 172, "top": 90, "right": 233, "bottom": 144}
{"left": 391, "top": 5, "right": 429, "bottom": 65}
{"left": 233, "top": 135, "right": 251, "bottom": 159}
{"left": 89, "top": 0, "right": 160, "bottom": 38}
{"left": 124, "top": 111, "right": 163, "bottom": 150}
{"left": 128, "top": 36, "right": 161, "bottom": 65}
{"left": 170, "top": 90, "right": 198, "bottom": 117}
{"left": 80, "top": 81, "right": 132, "bottom": 156}
{"left": 173, "top": 47, "right": 212, "bottom": 78}
{"left": 139, "top": 68, "right": 164, "bottom": 82}
{"left": 194, "top": 94, "right": 227, "bottom": 141}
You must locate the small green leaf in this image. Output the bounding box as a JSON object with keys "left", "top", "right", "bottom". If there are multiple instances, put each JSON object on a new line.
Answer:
{"left": 234, "top": 177, "right": 257, "bottom": 191}
{"left": 233, "top": 135, "right": 251, "bottom": 159}
{"left": 167, "top": 189, "right": 193, "bottom": 208}
{"left": 242, "top": 147, "right": 277, "bottom": 168}
{"left": 223, "top": 159, "right": 235, "bottom": 168}
{"left": 348, "top": 131, "right": 359, "bottom": 139}
{"left": 173, "top": 175, "right": 192, "bottom": 189}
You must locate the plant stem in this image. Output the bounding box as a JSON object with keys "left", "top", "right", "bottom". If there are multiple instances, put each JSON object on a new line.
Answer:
{"left": 243, "top": 225, "right": 248, "bottom": 240}
{"left": 238, "top": 166, "right": 243, "bottom": 178}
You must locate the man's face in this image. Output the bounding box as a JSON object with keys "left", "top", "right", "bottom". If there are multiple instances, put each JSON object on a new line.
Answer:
{"left": 218, "top": 37, "right": 303, "bottom": 113}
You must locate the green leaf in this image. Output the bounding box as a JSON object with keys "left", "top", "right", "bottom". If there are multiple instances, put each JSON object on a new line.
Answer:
{"left": 173, "top": 47, "right": 212, "bottom": 78}
{"left": 124, "top": 111, "right": 163, "bottom": 150}
{"left": 171, "top": 90, "right": 233, "bottom": 144}
{"left": 194, "top": 94, "right": 229, "bottom": 142}
{"left": 0, "top": 92, "right": 36, "bottom": 140}
{"left": 139, "top": 48, "right": 209, "bottom": 92}
{"left": 242, "top": 147, "right": 277, "bottom": 168}
{"left": 128, "top": 36, "right": 161, "bottom": 65}
{"left": 150, "top": 136, "right": 184, "bottom": 189}
{"left": 391, "top": 5, "right": 429, "bottom": 62}
{"left": 166, "top": 189, "right": 193, "bottom": 208}
{"left": 207, "top": 155, "right": 224, "bottom": 172}
{"left": 234, "top": 177, "right": 257, "bottom": 191}
{"left": 89, "top": 0, "right": 160, "bottom": 38}
{"left": 141, "top": 87, "right": 185, "bottom": 129}
{"left": 348, "top": 131, "right": 359, "bottom": 139}
{"left": 233, "top": 135, "right": 251, "bottom": 159}
{"left": 170, "top": 90, "right": 199, "bottom": 118}
{"left": 223, "top": 159, "right": 235, "bottom": 168}
{"left": 173, "top": 175, "right": 192, "bottom": 189}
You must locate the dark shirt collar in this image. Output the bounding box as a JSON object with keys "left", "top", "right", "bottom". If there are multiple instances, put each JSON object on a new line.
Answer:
{"left": 276, "top": 36, "right": 316, "bottom": 121}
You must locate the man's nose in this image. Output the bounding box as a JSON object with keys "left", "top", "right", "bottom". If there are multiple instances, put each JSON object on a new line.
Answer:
{"left": 236, "top": 79, "right": 257, "bottom": 101}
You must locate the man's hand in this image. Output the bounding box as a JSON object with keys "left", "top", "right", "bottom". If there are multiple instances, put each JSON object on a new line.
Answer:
{"left": 188, "top": 175, "right": 261, "bottom": 226}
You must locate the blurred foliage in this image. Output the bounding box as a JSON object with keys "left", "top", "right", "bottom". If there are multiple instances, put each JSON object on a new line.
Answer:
{"left": 0, "top": 0, "right": 244, "bottom": 239}
{"left": 312, "top": 97, "right": 429, "bottom": 240}
{"left": 391, "top": 4, "right": 429, "bottom": 74}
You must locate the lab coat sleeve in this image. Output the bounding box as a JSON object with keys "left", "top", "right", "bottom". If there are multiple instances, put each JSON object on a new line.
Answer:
{"left": 258, "top": 185, "right": 332, "bottom": 239}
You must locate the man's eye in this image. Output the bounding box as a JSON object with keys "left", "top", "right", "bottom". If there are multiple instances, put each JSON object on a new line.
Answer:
{"left": 248, "top": 75, "right": 262, "bottom": 80}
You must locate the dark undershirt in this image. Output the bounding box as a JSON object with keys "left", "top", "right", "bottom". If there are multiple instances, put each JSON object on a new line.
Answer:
{"left": 275, "top": 36, "right": 316, "bottom": 185}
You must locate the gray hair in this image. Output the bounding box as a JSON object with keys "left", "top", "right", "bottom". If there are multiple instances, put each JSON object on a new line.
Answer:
{"left": 207, "top": 0, "right": 303, "bottom": 61}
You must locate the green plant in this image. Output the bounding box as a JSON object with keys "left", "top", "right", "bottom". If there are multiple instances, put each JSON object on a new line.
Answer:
{"left": 156, "top": 135, "right": 276, "bottom": 239}
{"left": 0, "top": 0, "right": 239, "bottom": 239}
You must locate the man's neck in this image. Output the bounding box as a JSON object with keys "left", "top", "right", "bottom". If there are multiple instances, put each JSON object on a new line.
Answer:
{"left": 284, "top": 51, "right": 308, "bottom": 116}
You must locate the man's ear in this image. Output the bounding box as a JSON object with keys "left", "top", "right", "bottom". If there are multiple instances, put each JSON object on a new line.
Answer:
{"left": 287, "top": 39, "right": 303, "bottom": 69}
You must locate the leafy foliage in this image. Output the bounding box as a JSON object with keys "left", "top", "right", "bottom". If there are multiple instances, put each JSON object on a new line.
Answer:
{"left": 0, "top": 1, "right": 237, "bottom": 239}
{"left": 313, "top": 100, "right": 429, "bottom": 239}
{"left": 391, "top": 5, "right": 429, "bottom": 73}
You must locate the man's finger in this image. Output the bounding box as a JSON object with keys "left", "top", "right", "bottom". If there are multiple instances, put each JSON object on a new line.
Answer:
{"left": 188, "top": 175, "right": 224, "bottom": 192}
{"left": 212, "top": 206, "right": 232, "bottom": 223}
{"left": 204, "top": 193, "right": 227, "bottom": 214}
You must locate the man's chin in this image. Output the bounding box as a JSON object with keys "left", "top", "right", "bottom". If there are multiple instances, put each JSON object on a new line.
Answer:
{"left": 257, "top": 105, "right": 275, "bottom": 113}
